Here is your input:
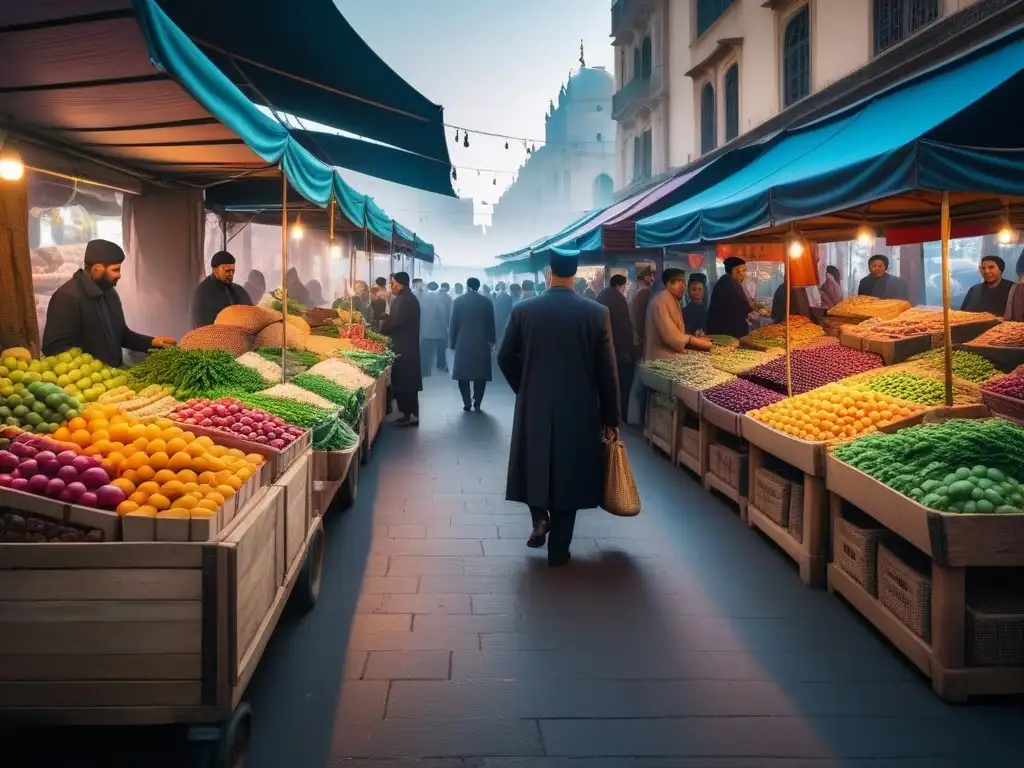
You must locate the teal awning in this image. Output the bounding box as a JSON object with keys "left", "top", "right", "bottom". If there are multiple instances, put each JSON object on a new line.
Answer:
{"left": 637, "top": 24, "right": 1024, "bottom": 247}
{"left": 158, "top": 0, "right": 454, "bottom": 195}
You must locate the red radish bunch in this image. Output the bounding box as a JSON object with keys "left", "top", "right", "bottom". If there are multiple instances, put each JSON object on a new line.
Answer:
{"left": 170, "top": 398, "right": 304, "bottom": 448}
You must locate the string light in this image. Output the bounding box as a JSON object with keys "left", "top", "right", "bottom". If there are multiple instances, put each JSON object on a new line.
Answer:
{"left": 463, "top": 132, "right": 470, "bottom": 148}
{"left": 451, "top": 167, "right": 457, "bottom": 181}
{"left": 855, "top": 223, "right": 877, "bottom": 247}
{"left": 0, "top": 146, "right": 24, "bottom": 182}
{"left": 453, "top": 128, "right": 460, "bottom": 144}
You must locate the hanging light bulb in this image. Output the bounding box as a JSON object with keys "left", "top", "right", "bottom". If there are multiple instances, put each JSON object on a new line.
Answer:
{"left": 787, "top": 233, "right": 805, "bottom": 259}
{"left": 329, "top": 241, "right": 342, "bottom": 258}
{"left": 997, "top": 217, "right": 1016, "bottom": 245}
{"left": 291, "top": 220, "right": 304, "bottom": 241}
{"left": 855, "top": 223, "right": 877, "bottom": 247}
{"left": 493, "top": 177, "right": 497, "bottom": 186}
{"left": 0, "top": 146, "right": 25, "bottom": 182}
{"left": 453, "top": 129, "right": 459, "bottom": 144}
{"left": 505, "top": 141, "right": 509, "bottom": 150}
{"left": 463, "top": 132, "right": 470, "bottom": 148}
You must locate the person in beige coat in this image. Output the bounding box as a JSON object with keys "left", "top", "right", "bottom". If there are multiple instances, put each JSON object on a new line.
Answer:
{"left": 644, "top": 268, "right": 713, "bottom": 360}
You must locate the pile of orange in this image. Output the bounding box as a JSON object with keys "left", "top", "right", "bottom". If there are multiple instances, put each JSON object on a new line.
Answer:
{"left": 52, "top": 404, "right": 264, "bottom": 518}
{"left": 748, "top": 383, "right": 926, "bottom": 443}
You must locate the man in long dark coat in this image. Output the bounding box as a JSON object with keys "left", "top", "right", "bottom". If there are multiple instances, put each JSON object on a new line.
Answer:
{"left": 42, "top": 239, "right": 176, "bottom": 367}
{"left": 450, "top": 277, "right": 497, "bottom": 412}
{"left": 857, "top": 254, "right": 910, "bottom": 301}
{"left": 596, "top": 274, "right": 635, "bottom": 420}
{"left": 498, "top": 252, "right": 620, "bottom": 567}
{"left": 380, "top": 272, "right": 422, "bottom": 427}
{"left": 492, "top": 281, "right": 514, "bottom": 340}
{"left": 189, "top": 251, "right": 253, "bottom": 329}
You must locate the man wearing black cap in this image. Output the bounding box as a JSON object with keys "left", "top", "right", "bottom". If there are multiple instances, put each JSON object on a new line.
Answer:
{"left": 380, "top": 272, "right": 422, "bottom": 426}
{"left": 597, "top": 274, "right": 636, "bottom": 419}
{"left": 498, "top": 249, "right": 619, "bottom": 567}
{"left": 189, "top": 251, "right": 254, "bottom": 329}
{"left": 42, "top": 239, "right": 176, "bottom": 367}
{"left": 961, "top": 255, "right": 1013, "bottom": 315}
{"left": 857, "top": 254, "right": 910, "bottom": 301}
{"left": 706, "top": 257, "right": 755, "bottom": 339}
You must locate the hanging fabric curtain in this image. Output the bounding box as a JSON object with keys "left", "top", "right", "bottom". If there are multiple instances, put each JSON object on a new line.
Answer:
{"left": 0, "top": 179, "right": 39, "bottom": 352}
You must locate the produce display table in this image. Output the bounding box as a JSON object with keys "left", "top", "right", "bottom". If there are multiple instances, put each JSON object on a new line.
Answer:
{"left": 825, "top": 409, "right": 1024, "bottom": 702}
{"left": 699, "top": 396, "right": 748, "bottom": 521}
{"left": 848, "top": 319, "right": 1000, "bottom": 365}
{"left": 644, "top": 393, "right": 677, "bottom": 459}
{"left": 0, "top": 447, "right": 322, "bottom": 762}
{"left": 672, "top": 383, "right": 703, "bottom": 477}
{"left": 741, "top": 416, "right": 829, "bottom": 588}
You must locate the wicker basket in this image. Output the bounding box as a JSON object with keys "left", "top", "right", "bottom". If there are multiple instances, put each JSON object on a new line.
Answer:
{"left": 710, "top": 443, "right": 747, "bottom": 491}
{"left": 787, "top": 481, "right": 805, "bottom": 543}
{"left": 649, "top": 402, "right": 675, "bottom": 443}
{"left": 753, "top": 468, "right": 791, "bottom": 528}
{"left": 837, "top": 515, "right": 888, "bottom": 596}
{"left": 967, "top": 591, "right": 1024, "bottom": 667}
{"left": 681, "top": 427, "right": 700, "bottom": 459}
{"left": 877, "top": 543, "right": 932, "bottom": 642}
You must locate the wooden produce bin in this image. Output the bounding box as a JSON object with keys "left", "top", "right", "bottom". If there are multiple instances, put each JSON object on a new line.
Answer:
{"left": 699, "top": 396, "right": 748, "bottom": 520}
{"left": 170, "top": 421, "right": 311, "bottom": 484}
{"left": 0, "top": 478, "right": 324, "bottom": 747}
{"left": 672, "top": 383, "right": 703, "bottom": 477}
{"left": 960, "top": 341, "right": 1024, "bottom": 372}
{"left": 825, "top": 411, "right": 1024, "bottom": 702}
{"left": 637, "top": 367, "right": 674, "bottom": 395}
{"left": 644, "top": 393, "right": 678, "bottom": 459}
{"left": 741, "top": 415, "right": 829, "bottom": 588}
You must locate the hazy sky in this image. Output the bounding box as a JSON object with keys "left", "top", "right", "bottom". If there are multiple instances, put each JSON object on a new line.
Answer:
{"left": 334, "top": 0, "right": 614, "bottom": 208}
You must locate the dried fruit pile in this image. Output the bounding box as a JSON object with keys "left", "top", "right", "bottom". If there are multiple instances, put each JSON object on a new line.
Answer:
{"left": 640, "top": 353, "right": 735, "bottom": 391}
{"left": 743, "top": 316, "right": 824, "bottom": 349}
{"left": 849, "top": 370, "right": 981, "bottom": 406}
{"left": 702, "top": 378, "right": 785, "bottom": 414}
{"left": 709, "top": 346, "right": 783, "bottom": 375}
{"left": 831, "top": 418, "right": 1024, "bottom": 514}
{"left": 749, "top": 382, "right": 925, "bottom": 442}
{"left": 972, "top": 322, "right": 1024, "bottom": 348}
{"left": 827, "top": 296, "right": 910, "bottom": 320}
{"left": 851, "top": 308, "right": 999, "bottom": 341}
{"left": 742, "top": 345, "right": 883, "bottom": 395}
{"left": 982, "top": 367, "right": 1024, "bottom": 400}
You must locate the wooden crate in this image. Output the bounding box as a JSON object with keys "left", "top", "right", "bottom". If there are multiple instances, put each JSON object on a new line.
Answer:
{"left": 645, "top": 396, "right": 677, "bottom": 458}
{"left": 825, "top": 408, "right": 1024, "bottom": 701}
{"left": 313, "top": 445, "right": 359, "bottom": 483}
{"left": 170, "top": 421, "right": 310, "bottom": 483}
{"left": 0, "top": 483, "right": 322, "bottom": 724}
{"left": 741, "top": 416, "right": 828, "bottom": 588}
{"left": 274, "top": 449, "right": 313, "bottom": 577}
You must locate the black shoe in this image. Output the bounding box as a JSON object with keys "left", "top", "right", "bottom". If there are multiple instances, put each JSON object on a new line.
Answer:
{"left": 548, "top": 551, "right": 571, "bottom": 567}
{"left": 397, "top": 416, "right": 419, "bottom": 428}
{"left": 395, "top": 415, "right": 411, "bottom": 425}
{"left": 473, "top": 403, "right": 482, "bottom": 412}
{"left": 527, "top": 520, "right": 549, "bottom": 548}
{"left": 462, "top": 404, "right": 471, "bottom": 412}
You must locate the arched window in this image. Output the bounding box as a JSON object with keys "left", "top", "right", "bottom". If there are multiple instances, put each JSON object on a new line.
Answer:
{"left": 874, "top": 0, "right": 939, "bottom": 54}
{"left": 593, "top": 174, "right": 614, "bottom": 207}
{"left": 700, "top": 82, "right": 717, "bottom": 155}
{"left": 723, "top": 64, "right": 739, "bottom": 142}
{"left": 640, "top": 36, "right": 653, "bottom": 79}
{"left": 782, "top": 5, "right": 810, "bottom": 108}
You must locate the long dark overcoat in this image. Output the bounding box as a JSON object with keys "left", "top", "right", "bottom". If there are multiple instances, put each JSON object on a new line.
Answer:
{"left": 450, "top": 290, "right": 496, "bottom": 382}
{"left": 380, "top": 288, "right": 422, "bottom": 393}
{"left": 497, "top": 287, "right": 620, "bottom": 511}
{"left": 492, "top": 291, "right": 514, "bottom": 338}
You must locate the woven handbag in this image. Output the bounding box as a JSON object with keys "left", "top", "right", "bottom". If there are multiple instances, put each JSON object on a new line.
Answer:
{"left": 601, "top": 429, "right": 641, "bottom": 517}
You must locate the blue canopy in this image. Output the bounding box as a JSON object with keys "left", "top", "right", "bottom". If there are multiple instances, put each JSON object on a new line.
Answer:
{"left": 158, "top": 0, "right": 454, "bottom": 196}
{"left": 637, "top": 24, "right": 1024, "bottom": 248}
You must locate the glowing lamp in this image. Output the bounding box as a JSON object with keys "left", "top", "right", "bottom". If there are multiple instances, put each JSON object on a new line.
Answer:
{"left": 855, "top": 224, "right": 877, "bottom": 247}
{"left": 291, "top": 222, "right": 304, "bottom": 241}
{"left": 329, "top": 243, "right": 342, "bottom": 258}
{"left": 997, "top": 223, "right": 1016, "bottom": 246}
{"left": 0, "top": 147, "right": 24, "bottom": 182}
{"left": 787, "top": 238, "right": 805, "bottom": 259}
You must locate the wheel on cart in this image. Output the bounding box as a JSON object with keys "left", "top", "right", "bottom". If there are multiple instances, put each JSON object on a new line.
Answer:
{"left": 335, "top": 451, "right": 359, "bottom": 510}
{"left": 215, "top": 702, "right": 252, "bottom": 768}
{"left": 291, "top": 524, "right": 324, "bottom": 612}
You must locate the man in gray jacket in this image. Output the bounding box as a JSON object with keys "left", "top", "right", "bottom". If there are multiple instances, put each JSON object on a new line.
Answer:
{"left": 420, "top": 282, "right": 450, "bottom": 374}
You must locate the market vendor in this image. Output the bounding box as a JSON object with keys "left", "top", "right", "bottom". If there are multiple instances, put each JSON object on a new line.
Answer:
{"left": 771, "top": 282, "right": 813, "bottom": 323}
{"left": 645, "top": 269, "right": 713, "bottom": 360}
{"left": 189, "top": 251, "right": 253, "bottom": 329}
{"left": 857, "top": 254, "right": 910, "bottom": 301}
{"left": 41, "top": 239, "right": 176, "bottom": 367}
{"left": 961, "top": 255, "right": 1013, "bottom": 315}
{"left": 706, "top": 257, "right": 755, "bottom": 339}
{"left": 682, "top": 273, "right": 708, "bottom": 335}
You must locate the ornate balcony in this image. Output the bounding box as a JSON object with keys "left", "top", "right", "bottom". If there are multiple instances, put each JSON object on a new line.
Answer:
{"left": 611, "top": 0, "right": 655, "bottom": 44}
{"left": 612, "top": 66, "right": 665, "bottom": 122}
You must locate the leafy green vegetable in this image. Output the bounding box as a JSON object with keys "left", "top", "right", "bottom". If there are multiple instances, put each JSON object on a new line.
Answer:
{"left": 127, "top": 348, "right": 269, "bottom": 399}
{"left": 340, "top": 349, "right": 396, "bottom": 378}
{"left": 291, "top": 372, "right": 364, "bottom": 422}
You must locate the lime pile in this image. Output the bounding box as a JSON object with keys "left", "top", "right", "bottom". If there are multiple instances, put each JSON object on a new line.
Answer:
{"left": 0, "top": 348, "right": 127, "bottom": 404}
{"left": 0, "top": 381, "right": 82, "bottom": 434}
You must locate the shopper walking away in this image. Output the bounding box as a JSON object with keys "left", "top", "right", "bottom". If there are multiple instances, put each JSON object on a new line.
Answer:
{"left": 481, "top": 284, "right": 493, "bottom": 300}
{"left": 646, "top": 269, "right": 714, "bottom": 360}
{"left": 520, "top": 279, "right": 536, "bottom": 299}
{"left": 509, "top": 283, "right": 523, "bottom": 304}
{"left": 493, "top": 281, "right": 514, "bottom": 340}
{"left": 450, "top": 277, "right": 496, "bottom": 412}
{"left": 629, "top": 265, "right": 655, "bottom": 359}
{"left": 454, "top": 282, "right": 464, "bottom": 298}
{"left": 596, "top": 274, "right": 636, "bottom": 420}
{"left": 420, "top": 282, "right": 448, "bottom": 374}
{"left": 498, "top": 251, "right": 620, "bottom": 567}
{"left": 380, "top": 272, "right": 422, "bottom": 427}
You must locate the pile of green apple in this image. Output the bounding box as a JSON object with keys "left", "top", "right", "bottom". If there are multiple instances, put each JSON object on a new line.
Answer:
{"left": 0, "top": 348, "right": 127, "bottom": 404}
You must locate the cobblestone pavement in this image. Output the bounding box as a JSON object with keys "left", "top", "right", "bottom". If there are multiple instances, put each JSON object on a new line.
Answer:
{"left": 8, "top": 367, "right": 1024, "bottom": 767}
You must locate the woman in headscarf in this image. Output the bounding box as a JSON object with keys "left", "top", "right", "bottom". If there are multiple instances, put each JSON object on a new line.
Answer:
{"left": 1003, "top": 252, "right": 1024, "bottom": 321}
{"left": 706, "top": 257, "right": 755, "bottom": 339}
{"left": 819, "top": 265, "right": 844, "bottom": 309}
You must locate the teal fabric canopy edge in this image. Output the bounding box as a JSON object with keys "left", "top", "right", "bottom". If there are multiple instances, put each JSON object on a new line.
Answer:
{"left": 135, "top": 0, "right": 433, "bottom": 260}
{"left": 486, "top": 209, "right": 606, "bottom": 275}
{"left": 636, "top": 24, "right": 1024, "bottom": 248}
